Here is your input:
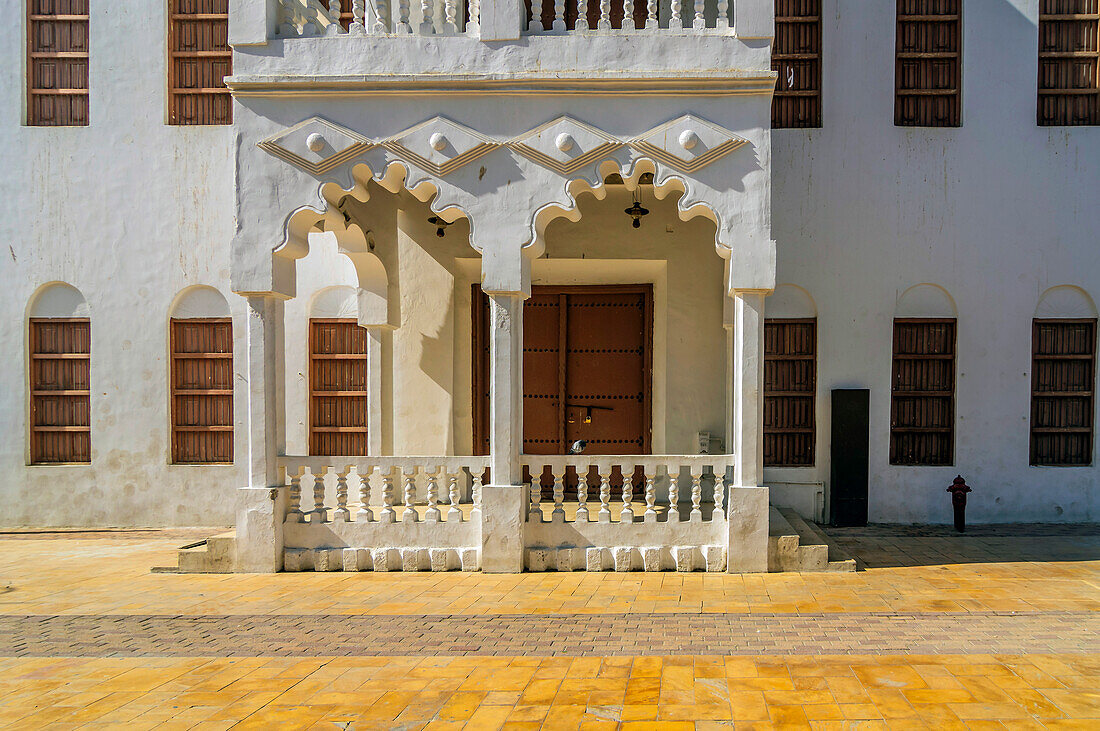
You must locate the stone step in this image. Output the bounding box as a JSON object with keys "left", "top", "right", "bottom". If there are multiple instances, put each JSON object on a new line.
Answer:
{"left": 777, "top": 507, "right": 857, "bottom": 572}
{"left": 177, "top": 532, "right": 236, "bottom": 573}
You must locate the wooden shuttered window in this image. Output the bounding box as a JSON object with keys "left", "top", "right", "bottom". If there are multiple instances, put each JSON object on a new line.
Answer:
{"left": 895, "top": 0, "right": 961, "bottom": 127}
{"left": 772, "top": 0, "right": 822, "bottom": 128}
{"left": 27, "top": 0, "right": 89, "bottom": 126}
{"left": 890, "top": 319, "right": 956, "bottom": 465}
{"left": 171, "top": 319, "right": 233, "bottom": 464}
{"left": 764, "top": 319, "right": 817, "bottom": 467}
{"left": 1030, "top": 319, "right": 1096, "bottom": 465}
{"left": 1038, "top": 0, "right": 1100, "bottom": 125}
{"left": 168, "top": 0, "right": 232, "bottom": 125}
{"left": 310, "top": 319, "right": 369, "bottom": 456}
{"left": 30, "top": 319, "right": 91, "bottom": 463}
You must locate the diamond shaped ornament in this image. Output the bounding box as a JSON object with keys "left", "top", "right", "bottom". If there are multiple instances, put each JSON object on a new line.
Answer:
{"left": 508, "top": 116, "right": 623, "bottom": 176}
{"left": 382, "top": 117, "right": 499, "bottom": 176}
{"left": 257, "top": 117, "right": 375, "bottom": 175}
{"left": 630, "top": 115, "right": 748, "bottom": 173}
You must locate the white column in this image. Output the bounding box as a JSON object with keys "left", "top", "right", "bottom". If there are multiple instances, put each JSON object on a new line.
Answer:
{"left": 727, "top": 289, "right": 768, "bottom": 573}
{"left": 487, "top": 292, "right": 524, "bottom": 485}
{"left": 237, "top": 294, "right": 287, "bottom": 573}
{"left": 366, "top": 327, "right": 385, "bottom": 456}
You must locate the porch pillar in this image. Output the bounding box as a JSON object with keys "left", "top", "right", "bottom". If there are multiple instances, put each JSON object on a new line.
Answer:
{"left": 236, "top": 294, "right": 288, "bottom": 573}
{"left": 480, "top": 290, "right": 528, "bottom": 572}
{"left": 365, "top": 327, "right": 386, "bottom": 456}
{"left": 726, "top": 290, "right": 769, "bottom": 573}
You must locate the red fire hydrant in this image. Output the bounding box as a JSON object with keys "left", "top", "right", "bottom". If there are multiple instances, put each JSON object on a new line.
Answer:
{"left": 946, "top": 475, "right": 972, "bottom": 533}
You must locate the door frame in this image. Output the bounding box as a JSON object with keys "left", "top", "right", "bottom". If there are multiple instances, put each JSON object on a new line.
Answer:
{"left": 472, "top": 283, "right": 654, "bottom": 456}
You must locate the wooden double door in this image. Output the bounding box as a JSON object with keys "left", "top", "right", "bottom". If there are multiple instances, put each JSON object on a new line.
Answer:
{"left": 474, "top": 284, "right": 653, "bottom": 494}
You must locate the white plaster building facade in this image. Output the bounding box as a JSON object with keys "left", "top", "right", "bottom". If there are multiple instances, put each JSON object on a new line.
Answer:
{"left": 0, "top": 0, "right": 1097, "bottom": 572}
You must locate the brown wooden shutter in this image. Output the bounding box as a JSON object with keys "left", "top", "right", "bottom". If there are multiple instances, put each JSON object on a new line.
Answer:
{"left": 890, "top": 318, "right": 956, "bottom": 465}
{"left": 168, "top": 0, "right": 232, "bottom": 125}
{"left": 27, "top": 0, "right": 89, "bottom": 126}
{"left": 764, "top": 318, "right": 817, "bottom": 467}
{"left": 1030, "top": 319, "right": 1096, "bottom": 465}
{"left": 1038, "top": 0, "right": 1100, "bottom": 126}
{"left": 30, "top": 318, "right": 91, "bottom": 463}
{"left": 895, "top": 0, "right": 961, "bottom": 127}
{"left": 171, "top": 319, "right": 233, "bottom": 463}
{"left": 309, "top": 319, "right": 369, "bottom": 456}
{"left": 772, "top": 0, "right": 822, "bottom": 128}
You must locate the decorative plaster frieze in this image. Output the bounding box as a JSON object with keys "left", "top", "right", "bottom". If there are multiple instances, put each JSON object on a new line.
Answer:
{"left": 382, "top": 116, "right": 500, "bottom": 176}
{"left": 508, "top": 116, "right": 624, "bottom": 176}
{"left": 630, "top": 114, "right": 747, "bottom": 173}
{"left": 257, "top": 116, "right": 376, "bottom": 175}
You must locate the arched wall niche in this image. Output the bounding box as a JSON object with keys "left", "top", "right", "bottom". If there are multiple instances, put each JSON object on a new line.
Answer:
{"left": 766, "top": 284, "right": 817, "bottom": 319}
{"left": 309, "top": 285, "right": 359, "bottom": 319}
{"left": 28, "top": 282, "right": 89, "bottom": 318}
{"left": 169, "top": 285, "right": 230, "bottom": 319}
{"left": 1035, "top": 285, "right": 1098, "bottom": 319}
{"left": 895, "top": 284, "right": 957, "bottom": 318}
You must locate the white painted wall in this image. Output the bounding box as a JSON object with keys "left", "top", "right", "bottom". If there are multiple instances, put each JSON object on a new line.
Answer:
{"left": 0, "top": 2, "right": 238, "bottom": 527}
{"left": 769, "top": 0, "right": 1100, "bottom": 523}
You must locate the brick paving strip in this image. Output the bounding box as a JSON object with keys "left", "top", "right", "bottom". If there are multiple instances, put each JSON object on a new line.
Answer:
{"left": 3, "top": 611, "right": 1098, "bottom": 657}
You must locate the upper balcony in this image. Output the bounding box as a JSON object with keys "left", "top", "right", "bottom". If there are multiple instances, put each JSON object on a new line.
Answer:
{"left": 228, "top": 0, "right": 774, "bottom": 94}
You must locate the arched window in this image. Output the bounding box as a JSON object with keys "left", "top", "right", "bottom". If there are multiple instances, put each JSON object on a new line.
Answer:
{"left": 28, "top": 283, "right": 91, "bottom": 464}
{"left": 169, "top": 286, "right": 233, "bottom": 464}
{"left": 764, "top": 285, "right": 818, "bottom": 467}
{"left": 891, "top": 285, "right": 957, "bottom": 466}
{"left": 1031, "top": 286, "right": 1097, "bottom": 466}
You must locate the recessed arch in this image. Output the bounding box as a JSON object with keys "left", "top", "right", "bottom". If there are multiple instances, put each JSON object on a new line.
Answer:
{"left": 28, "top": 282, "right": 89, "bottom": 318}
{"left": 1035, "top": 285, "right": 1098, "bottom": 319}
{"left": 169, "top": 285, "right": 230, "bottom": 319}
{"left": 309, "top": 285, "right": 359, "bottom": 319}
{"left": 895, "top": 283, "right": 957, "bottom": 318}
{"left": 767, "top": 284, "right": 817, "bottom": 319}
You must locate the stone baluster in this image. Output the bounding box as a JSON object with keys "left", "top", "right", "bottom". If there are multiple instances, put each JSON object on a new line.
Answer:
{"left": 470, "top": 469, "right": 484, "bottom": 520}
{"left": 419, "top": 0, "right": 436, "bottom": 34}
{"left": 645, "top": 0, "right": 657, "bottom": 29}
{"left": 328, "top": 0, "right": 344, "bottom": 34}
{"left": 576, "top": 467, "right": 590, "bottom": 523}
{"left": 402, "top": 467, "right": 419, "bottom": 522}
{"left": 396, "top": 0, "right": 412, "bottom": 33}
{"left": 351, "top": 0, "right": 367, "bottom": 33}
{"left": 312, "top": 468, "right": 329, "bottom": 522}
{"left": 622, "top": 0, "right": 634, "bottom": 30}
{"left": 689, "top": 467, "right": 703, "bottom": 521}
{"left": 447, "top": 470, "right": 461, "bottom": 522}
{"left": 576, "top": 0, "right": 589, "bottom": 30}
{"left": 643, "top": 467, "right": 657, "bottom": 522}
{"left": 287, "top": 469, "right": 304, "bottom": 522}
{"left": 598, "top": 0, "right": 610, "bottom": 29}
{"left": 334, "top": 467, "right": 351, "bottom": 522}
{"left": 466, "top": 0, "right": 480, "bottom": 34}
{"left": 552, "top": 468, "right": 566, "bottom": 522}
{"left": 552, "top": 0, "right": 565, "bottom": 31}
{"left": 667, "top": 464, "right": 681, "bottom": 522}
{"left": 621, "top": 467, "right": 635, "bottom": 523}
{"left": 716, "top": 0, "right": 729, "bottom": 29}
{"left": 598, "top": 468, "right": 612, "bottom": 523}
{"left": 693, "top": 0, "right": 704, "bottom": 28}
{"left": 444, "top": 0, "right": 459, "bottom": 33}
{"left": 356, "top": 467, "right": 374, "bottom": 522}
{"left": 425, "top": 467, "right": 441, "bottom": 522}
{"left": 670, "top": 0, "right": 682, "bottom": 29}
{"left": 529, "top": 474, "right": 544, "bottom": 522}
{"left": 379, "top": 467, "right": 396, "bottom": 522}
{"left": 529, "top": 0, "right": 544, "bottom": 32}
{"left": 713, "top": 467, "right": 726, "bottom": 517}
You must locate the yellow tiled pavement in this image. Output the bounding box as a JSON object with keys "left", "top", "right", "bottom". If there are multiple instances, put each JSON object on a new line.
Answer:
{"left": 2, "top": 654, "right": 1098, "bottom": 729}
{"left": 0, "top": 535, "right": 1098, "bottom": 616}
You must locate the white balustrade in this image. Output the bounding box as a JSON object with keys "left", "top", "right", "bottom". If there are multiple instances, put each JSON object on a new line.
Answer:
{"left": 277, "top": 456, "right": 490, "bottom": 525}
{"left": 519, "top": 455, "right": 734, "bottom": 524}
